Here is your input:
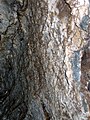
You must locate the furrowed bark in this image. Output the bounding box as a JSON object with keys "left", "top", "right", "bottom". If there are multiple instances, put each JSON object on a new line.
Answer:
{"left": 0, "top": 0, "right": 90, "bottom": 120}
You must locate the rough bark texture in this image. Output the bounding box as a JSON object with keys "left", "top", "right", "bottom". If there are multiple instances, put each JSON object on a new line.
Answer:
{"left": 0, "top": 0, "right": 90, "bottom": 120}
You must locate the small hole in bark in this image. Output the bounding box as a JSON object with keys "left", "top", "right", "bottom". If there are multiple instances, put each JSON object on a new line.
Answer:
{"left": 88, "top": 82, "right": 90, "bottom": 92}
{"left": 0, "top": 35, "right": 1, "bottom": 41}
{"left": 0, "top": 19, "right": 2, "bottom": 23}
{"left": 20, "top": 38, "right": 23, "bottom": 41}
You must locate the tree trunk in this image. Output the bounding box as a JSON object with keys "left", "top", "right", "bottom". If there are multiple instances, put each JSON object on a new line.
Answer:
{"left": 0, "top": 0, "right": 90, "bottom": 120}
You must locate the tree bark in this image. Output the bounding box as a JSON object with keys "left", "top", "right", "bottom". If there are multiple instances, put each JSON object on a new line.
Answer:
{"left": 0, "top": 0, "right": 90, "bottom": 120}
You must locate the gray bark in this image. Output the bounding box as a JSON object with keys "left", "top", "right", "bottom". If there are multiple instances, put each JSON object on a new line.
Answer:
{"left": 0, "top": 0, "right": 90, "bottom": 120}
